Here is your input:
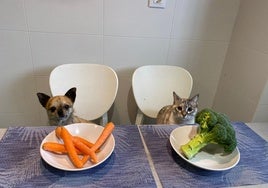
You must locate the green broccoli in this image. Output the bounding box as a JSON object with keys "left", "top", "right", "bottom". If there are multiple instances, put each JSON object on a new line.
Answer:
{"left": 180, "top": 108, "right": 237, "bottom": 159}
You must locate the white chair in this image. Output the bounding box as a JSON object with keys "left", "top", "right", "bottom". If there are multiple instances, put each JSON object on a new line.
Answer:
{"left": 49, "top": 64, "right": 118, "bottom": 125}
{"left": 132, "top": 65, "right": 193, "bottom": 125}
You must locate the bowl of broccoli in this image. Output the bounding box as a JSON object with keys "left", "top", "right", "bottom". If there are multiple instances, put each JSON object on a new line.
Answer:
{"left": 170, "top": 108, "right": 240, "bottom": 171}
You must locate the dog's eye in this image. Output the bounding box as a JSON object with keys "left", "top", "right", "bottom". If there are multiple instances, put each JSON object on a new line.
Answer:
{"left": 64, "top": 104, "right": 70, "bottom": 110}
{"left": 49, "top": 107, "right": 56, "bottom": 113}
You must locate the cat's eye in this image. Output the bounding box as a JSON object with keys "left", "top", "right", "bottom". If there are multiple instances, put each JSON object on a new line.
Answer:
{"left": 187, "top": 107, "right": 193, "bottom": 112}
{"left": 49, "top": 106, "right": 56, "bottom": 113}
{"left": 63, "top": 104, "right": 70, "bottom": 110}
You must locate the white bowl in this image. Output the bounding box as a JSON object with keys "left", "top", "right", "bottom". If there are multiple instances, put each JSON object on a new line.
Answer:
{"left": 40, "top": 123, "right": 115, "bottom": 171}
{"left": 170, "top": 125, "right": 240, "bottom": 171}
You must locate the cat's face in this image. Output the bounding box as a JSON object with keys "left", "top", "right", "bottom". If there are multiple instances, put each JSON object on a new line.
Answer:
{"left": 156, "top": 92, "right": 199, "bottom": 124}
{"left": 173, "top": 92, "right": 199, "bottom": 121}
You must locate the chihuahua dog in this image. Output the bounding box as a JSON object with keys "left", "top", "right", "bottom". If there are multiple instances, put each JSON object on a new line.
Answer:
{"left": 37, "top": 87, "right": 90, "bottom": 126}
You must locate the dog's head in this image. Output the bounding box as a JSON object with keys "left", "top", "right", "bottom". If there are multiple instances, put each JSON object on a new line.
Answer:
{"left": 37, "top": 87, "right": 77, "bottom": 125}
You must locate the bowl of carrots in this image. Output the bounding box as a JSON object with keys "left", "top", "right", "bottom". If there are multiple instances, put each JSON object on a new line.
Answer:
{"left": 40, "top": 122, "right": 115, "bottom": 171}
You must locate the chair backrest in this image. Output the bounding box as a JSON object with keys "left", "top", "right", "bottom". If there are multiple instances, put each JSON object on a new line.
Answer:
{"left": 132, "top": 65, "right": 193, "bottom": 119}
{"left": 49, "top": 64, "right": 118, "bottom": 123}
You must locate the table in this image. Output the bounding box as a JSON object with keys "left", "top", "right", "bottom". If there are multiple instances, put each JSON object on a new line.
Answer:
{"left": 139, "top": 122, "right": 268, "bottom": 188}
{"left": 0, "top": 122, "right": 267, "bottom": 188}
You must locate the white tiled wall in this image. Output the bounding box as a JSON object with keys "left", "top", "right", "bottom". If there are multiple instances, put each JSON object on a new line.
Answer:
{"left": 213, "top": 0, "right": 268, "bottom": 122}
{"left": 171, "top": 0, "right": 239, "bottom": 41}
{"left": 0, "top": 0, "right": 240, "bottom": 127}
{"left": 25, "top": 0, "right": 103, "bottom": 34}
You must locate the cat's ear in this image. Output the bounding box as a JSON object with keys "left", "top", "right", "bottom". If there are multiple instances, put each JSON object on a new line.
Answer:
{"left": 173, "top": 91, "right": 182, "bottom": 104}
{"left": 190, "top": 94, "right": 199, "bottom": 103}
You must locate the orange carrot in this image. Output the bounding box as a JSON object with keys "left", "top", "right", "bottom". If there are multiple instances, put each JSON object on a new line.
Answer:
{"left": 60, "top": 127, "right": 84, "bottom": 168}
{"left": 42, "top": 142, "right": 67, "bottom": 154}
{"left": 48, "top": 123, "right": 115, "bottom": 168}
{"left": 43, "top": 141, "right": 91, "bottom": 166}
{"left": 42, "top": 142, "right": 83, "bottom": 155}
{"left": 56, "top": 127, "right": 97, "bottom": 150}
{"left": 72, "top": 137, "right": 98, "bottom": 163}
{"left": 81, "top": 155, "right": 90, "bottom": 165}
{"left": 91, "top": 122, "right": 115, "bottom": 152}
{"left": 73, "top": 136, "right": 94, "bottom": 147}
{"left": 55, "top": 126, "right": 62, "bottom": 139}
{"left": 73, "top": 136, "right": 101, "bottom": 153}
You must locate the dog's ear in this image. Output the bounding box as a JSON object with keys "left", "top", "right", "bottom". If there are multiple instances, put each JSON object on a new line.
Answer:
{"left": 37, "top": 93, "right": 51, "bottom": 108}
{"left": 65, "top": 87, "right": 76, "bottom": 103}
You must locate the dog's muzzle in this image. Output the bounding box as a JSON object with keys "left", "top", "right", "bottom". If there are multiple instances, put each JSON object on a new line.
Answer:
{"left": 58, "top": 109, "right": 65, "bottom": 118}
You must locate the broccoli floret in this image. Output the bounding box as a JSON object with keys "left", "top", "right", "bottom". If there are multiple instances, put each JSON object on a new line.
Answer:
{"left": 180, "top": 108, "right": 237, "bottom": 159}
{"left": 195, "top": 108, "right": 217, "bottom": 132}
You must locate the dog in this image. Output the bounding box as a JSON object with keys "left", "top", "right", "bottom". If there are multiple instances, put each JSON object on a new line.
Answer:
{"left": 37, "top": 87, "right": 90, "bottom": 126}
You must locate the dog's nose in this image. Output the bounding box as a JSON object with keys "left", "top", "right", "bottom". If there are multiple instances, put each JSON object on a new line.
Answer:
{"left": 58, "top": 109, "right": 64, "bottom": 118}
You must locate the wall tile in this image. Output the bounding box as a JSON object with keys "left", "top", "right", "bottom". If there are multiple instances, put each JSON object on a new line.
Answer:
{"left": 104, "top": 36, "right": 169, "bottom": 70}
{"left": 104, "top": 0, "right": 176, "bottom": 37}
{"left": 0, "top": 113, "right": 43, "bottom": 128}
{"left": 112, "top": 73, "right": 133, "bottom": 124}
{"left": 25, "top": 0, "right": 103, "bottom": 34}
{"left": 253, "top": 104, "right": 268, "bottom": 122}
{"left": 0, "top": 30, "right": 37, "bottom": 113}
{"left": 0, "top": 30, "right": 41, "bottom": 127}
{"left": 35, "top": 76, "right": 50, "bottom": 94}
{"left": 35, "top": 75, "right": 50, "bottom": 126}
{"left": 253, "top": 80, "right": 268, "bottom": 122}
{"left": 172, "top": 0, "right": 240, "bottom": 41}
{"left": 214, "top": 84, "right": 256, "bottom": 122}
{"left": 231, "top": 0, "right": 268, "bottom": 54}
{"left": 213, "top": 43, "right": 268, "bottom": 121}
{"left": 30, "top": 32, "right": 103, "bottom": 76}
{"left": 0, "top": 0, "right": 27, "bottom": 30}
{"left": 167, "top": 39, "right": 228, "bottom": 108}
{"left": 258, "top": 80, "right": 268, "bottom": 105}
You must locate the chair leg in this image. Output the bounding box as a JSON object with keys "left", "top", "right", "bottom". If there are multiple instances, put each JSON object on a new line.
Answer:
{"left": 135, "top": 109, "right": 144, "bottom": 125}
{"left": 100, "top": 112, "right": 108, "bottom": 126}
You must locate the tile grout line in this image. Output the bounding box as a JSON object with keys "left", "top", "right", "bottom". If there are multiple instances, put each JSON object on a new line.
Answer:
{"left": 137, "top": 125, "right": 163, "bottom": 188}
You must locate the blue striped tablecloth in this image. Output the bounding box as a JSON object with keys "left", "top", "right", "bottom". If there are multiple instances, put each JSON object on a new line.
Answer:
{"left": 139, "top": 122, "right": 268, "bottom": 188}
{"left": 0, "top": 125, "right": 156, "bottom": 188}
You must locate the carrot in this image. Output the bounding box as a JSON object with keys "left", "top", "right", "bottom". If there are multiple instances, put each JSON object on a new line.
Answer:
{"left": 42, "top": 142, "right": 67, "bottom": 154}
{"left": 81, "top": 155, "right": 90, "bottom": 165}
{"left": 73, "top": 136, "right": 101, "bottom": 153}
{"left": 60, "top": 127, "right": 84, "bottom": 168}
{"left": 91, "top": 122, "right": 115, "bottom": 152}
{"left": 72, "top": 137, "right": 98, "bottom": 163}
{"left": 42, "top": 142, "right": 83, "bottom": 155}
{"left": 55, "top": 126, "right": 62, "bottom": 139}
{"left": 73, "top": 136, "right": 94, "bottom": 147}
{"left": 45, "top": 123, "right": 115, "bottom": 168}
{"left": 56, "top": 127, "right": 97, "bottom": 150}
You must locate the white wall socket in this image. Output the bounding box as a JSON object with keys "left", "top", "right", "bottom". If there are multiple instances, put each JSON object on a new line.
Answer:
{"left": 149, "top": 0, "right": 167, "bottom": 9}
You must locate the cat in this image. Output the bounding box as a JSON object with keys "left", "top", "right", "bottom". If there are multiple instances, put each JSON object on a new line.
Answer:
{"left": 156, "top": 92, "right": 199, "bottom": 125}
